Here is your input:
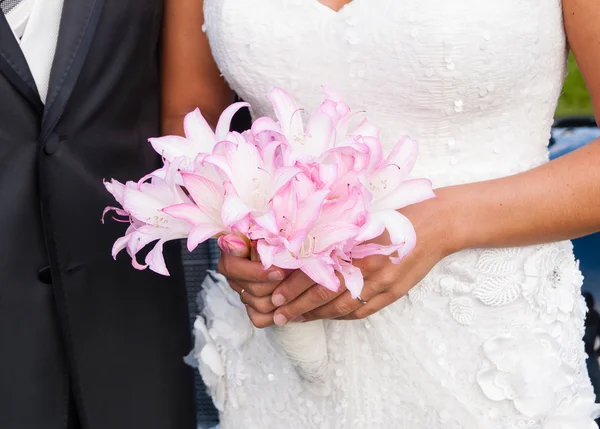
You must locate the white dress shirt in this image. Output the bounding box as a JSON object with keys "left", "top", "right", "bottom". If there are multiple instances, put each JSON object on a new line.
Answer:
{"left": 5, "top": 0, "right": 64, "bottom": 103}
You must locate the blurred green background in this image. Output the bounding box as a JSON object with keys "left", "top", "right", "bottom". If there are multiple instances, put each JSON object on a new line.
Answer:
{"left": 556, "top": 53, "right": 593, "bottom": 118}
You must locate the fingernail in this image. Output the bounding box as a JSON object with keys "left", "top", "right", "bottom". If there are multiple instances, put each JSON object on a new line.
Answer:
{"left": 268, "top": 271, "right": 284, "bottom": 281}
{"left": 292, "top": 315, "right": 306, "bottom": 323}
{"left": 272, "top": 294, "right": 286, "bottom": 307}
{"left": 273, "top": 314, "right": 288, "bottom": 326}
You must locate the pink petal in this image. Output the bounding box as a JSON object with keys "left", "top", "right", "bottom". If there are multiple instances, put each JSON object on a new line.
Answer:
{"left": 336, "top": 260, "right": 364, "bottom": 298}
{"left": 204, "top": 153, "right": 234, "bottom": 180}
{"left": 217, "top": 233, "right": 251, "bottom": 258}
{"left": 270, "top": 166, "right": 302, "bottom": 197}
{"left": 111, "top": 234, "right": 132, "bottom": 259}
{"left": 321, "top": 86, "right": 344, "bottom": 103}
{"left": 256, "top": 240, "right": 277, "bottom": 269}
{"left": 305, "top": 109, "right": 335, "bottom": 157}
{"left": 187, "top": 225, "right": 225, "bottom": 252}
{"left": 375, "top": 210, "right": 416, "bottom": 259}
{"left": 104, "top": 179, "right": 127, "bottom": 206}
{"left": 354, "top": 216, "right": 386, "bottom": 243}
{"left": 310, "top": 222, "right": 360, "bottom": 254}
{"left": 149, "top": 136, "right": 197, "bottom": 169}
{"left": 163, "top": 203, "right": 213, "bottom": 226}
{"left": 348, "top": 243, "right": 403, "bottom": 259}
{"left": 127, "top": 226, "right": 165, "bottom": 256}
{"left": 180, "top": 173, "right": 224, "bottom": 211}
{"left": 183, "top": 108, "right": 217, "bottom": 149}
{"left": 145, "top": 240, "right": 169, "bottom": 276}
{"left": 283, "top": 232, "right": 307, "bottom": 256}
{"left": 123, "top": 187, "right": 164, "bottom": 224}
{"left": 385, "top": 137, "right": 418, "bottom": 182}
{"left": 253, "top": 211, "right": 279, "bottom": 236}
{"left": 221, "top": 190, "right": 252, "bottom": 228}
{"left": 317, "top": 163, "right": 338, "bottom": 188}
{"left": 349, "top": 118, "right": 380, "bottom": 139}
{"left": 294, "top": 189, "right": 330, "bottom": 232}
{"left": 251, "top": 116, "right": 280, "bottom": 136}
{"left": 267, "top": 88, "right": 304, "bottom": 143}
{"left": 361, "top": 135, "right": 383, "bottom": 172}
{"left": 300, "top": 258, "right": 340, "bottom": 292}
{"left": 215, "top": 102, "right": 250, "bottom": 140}
{"left": 372, "top": 178, "right": 435, "bottom": 211}
{"left": 269, "top": 245, "right": 304, "bottom": 270}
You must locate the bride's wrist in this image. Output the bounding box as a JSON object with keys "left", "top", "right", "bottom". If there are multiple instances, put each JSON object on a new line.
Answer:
{"left": 430, "top": 185, "right": 474, "bottom": 256}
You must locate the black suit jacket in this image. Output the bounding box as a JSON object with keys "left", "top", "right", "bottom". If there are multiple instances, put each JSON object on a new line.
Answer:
{"left": 0, "top": 1, "right": 196, "bottom": 428}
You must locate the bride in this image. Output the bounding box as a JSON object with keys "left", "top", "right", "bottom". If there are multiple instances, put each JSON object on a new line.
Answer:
{"left": 162, "top": 0, "right": 600, "bottom": 427}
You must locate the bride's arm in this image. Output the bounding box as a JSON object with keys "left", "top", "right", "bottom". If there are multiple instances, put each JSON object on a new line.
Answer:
{"left": 448, "top": 0, "right": 600, "bottom": 251}
{"left": 161, "top": 0, "right": 233, "bottom": 135}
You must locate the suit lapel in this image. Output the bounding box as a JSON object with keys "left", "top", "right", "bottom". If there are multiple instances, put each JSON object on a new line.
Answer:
{"left": 41, "top": 0, "right": 105, "bottom": 140}
{"left": 0, "top": 14, "right": 43, "bottom": 114}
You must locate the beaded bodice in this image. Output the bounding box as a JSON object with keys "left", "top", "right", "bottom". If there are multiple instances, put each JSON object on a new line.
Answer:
{"left": 204, "top": 0, "right": 567, "bottom": 187}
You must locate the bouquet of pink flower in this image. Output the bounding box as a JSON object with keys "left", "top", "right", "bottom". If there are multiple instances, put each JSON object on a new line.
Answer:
{"left": 104, "top": 87, "right": 434, "bottom": 394}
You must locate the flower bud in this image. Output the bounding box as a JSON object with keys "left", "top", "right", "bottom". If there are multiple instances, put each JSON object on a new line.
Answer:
{"left": 218, "top": 233, "right": 251, "bottom": 258}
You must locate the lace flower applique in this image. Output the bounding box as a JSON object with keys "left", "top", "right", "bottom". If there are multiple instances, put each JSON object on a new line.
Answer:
{"left": 522, "top": 247, "right": 583, "bottom": 323}
{"left": 186, "top": 270, "right": 253, "bottom": 410}
{"left": 477, "top": 329, "right": 574, "bottom": 418}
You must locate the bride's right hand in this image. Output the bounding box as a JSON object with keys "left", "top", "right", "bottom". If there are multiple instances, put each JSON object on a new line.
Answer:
{"left": 217, "top": 251, "right": 287, "bottom": 328}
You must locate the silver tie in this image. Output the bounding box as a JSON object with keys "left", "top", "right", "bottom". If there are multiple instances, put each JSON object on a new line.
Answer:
{"left": 1, "top": 0, "right": 23, "bottom": 14}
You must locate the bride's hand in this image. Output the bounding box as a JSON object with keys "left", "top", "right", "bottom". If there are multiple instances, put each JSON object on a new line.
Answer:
{"left": 217, "top": 253, "right": 287, "bottom": 328}
{"left": 268, "top": 190, "right": 461, "bottom": 324}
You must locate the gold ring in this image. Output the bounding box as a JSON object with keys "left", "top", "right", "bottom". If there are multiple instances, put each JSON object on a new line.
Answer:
{"left": 240, "top": 288, "right": 247, "bottom": 304}
{"left": 356, "top": 295, "right": 367, "bottom": 305}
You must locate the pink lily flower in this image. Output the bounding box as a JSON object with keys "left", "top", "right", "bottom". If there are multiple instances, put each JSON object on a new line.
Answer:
{"left": 149, "top": 102, "right": 249, "bottom": 169}
{"left": 252, "top": 178, "right": 367, "bottom": 292}
{"left": 203, "top": 138, "right": 301, "bottom": 226}
{"left": 104, "top": 160, "right": 192, "bottom": 275}
{"left": 355, "top": 137, "right": 436, "bottom": 262}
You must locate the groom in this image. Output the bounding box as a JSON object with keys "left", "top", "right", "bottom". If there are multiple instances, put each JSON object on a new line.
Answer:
{"left": 0, "top": 1, "right": 196, "bottom": 428}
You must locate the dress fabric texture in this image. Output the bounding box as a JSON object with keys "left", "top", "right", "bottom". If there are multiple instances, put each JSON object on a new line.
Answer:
{"left": 192, "top": 1, "right": 600, "bottom": 427}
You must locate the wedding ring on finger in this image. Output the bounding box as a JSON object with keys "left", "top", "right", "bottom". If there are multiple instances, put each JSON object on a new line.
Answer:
{"left": 240, "top": 288, "right": 247, "bottom": 305}
{"left": 356, "top": 295, "right": 368, "bottom": 305}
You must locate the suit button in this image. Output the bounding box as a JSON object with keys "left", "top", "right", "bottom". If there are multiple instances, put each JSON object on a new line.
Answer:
{"left": 43, "top": 134, "right": 62, "bottom": 155}
{"left": 38, "top": 266, "right": 53, "bottom": 284}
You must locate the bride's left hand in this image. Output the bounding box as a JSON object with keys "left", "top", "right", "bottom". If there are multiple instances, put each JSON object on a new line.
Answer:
{"left": 268, "top": 189, "right": 461, "bottom": 325}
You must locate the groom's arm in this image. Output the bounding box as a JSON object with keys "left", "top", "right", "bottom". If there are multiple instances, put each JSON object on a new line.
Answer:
{"left": 161, "top": 0, "right": 233, "bottom": 135}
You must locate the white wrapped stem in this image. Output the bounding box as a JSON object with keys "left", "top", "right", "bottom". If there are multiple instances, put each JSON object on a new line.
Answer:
{"left": 268, "top": 320, "right": 330, "bottom": 396}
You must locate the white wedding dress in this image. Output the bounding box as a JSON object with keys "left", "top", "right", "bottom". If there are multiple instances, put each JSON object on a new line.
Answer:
{"left": 190, "top": 0, "right": 600, "bottom": 427}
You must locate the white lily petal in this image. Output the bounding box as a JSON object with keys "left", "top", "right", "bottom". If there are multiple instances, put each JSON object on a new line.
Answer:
{"left": 149, "top": 135, "right": 198, "bottom": 167}
{"left": 253, "top": 211, "right": 279, "bottom": 236}
{"left": 301, "top": 258, "right": 340, "bottom": 292}
{"left": 385, "top": 137, "right": 418, "bottom": 182}
{"left": 305, "top": 109, "right": 335, "bottom": 158}
{"left": 184, "top": 108, "right": 217, "bottom": 151}
{"left": 267, "top": 87, "right": 304, "bottom": 144}
{"left": 181, "top": 173, "right": 224, "bottom": 213}
{"left": 336, "top": 260, "right": 364, "bottom": 298}
{"left": 221, "top": 191, "right": 252, "bottom": 228}
{"left": 111, "top": 234, "right": 132, "bottom": 259}
{"left": 371, "top": 178, "right": 435, "bottom": 211}
{"left": 215, "top": 102, "right": 250, "bottom": 140}
{"left": 146, "top": 240, "right": 169, "bottom": 276}
{"left": 187, "top": 225, "right": 224, "bottom": 252}
{"left": 163, "top": 203, "right": 215, "bottom": 226}
{"left": 311, "top": 222, "right": 360, "bottom": 254}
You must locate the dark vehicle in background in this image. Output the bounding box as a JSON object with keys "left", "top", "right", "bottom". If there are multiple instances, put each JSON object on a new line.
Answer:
{"left": 550, "top": 116, "right": 600, "bottom": 300}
